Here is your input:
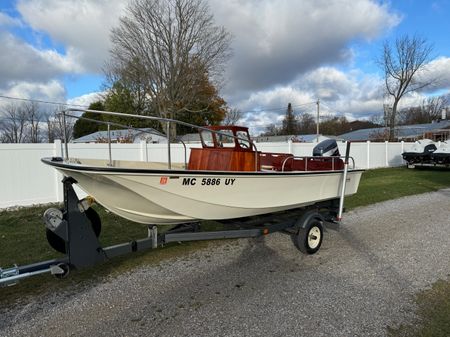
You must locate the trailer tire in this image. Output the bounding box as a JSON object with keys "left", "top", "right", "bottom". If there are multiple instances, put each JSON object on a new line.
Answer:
{"left": 292, "top": 218, "right": 323, "bottom": 254}
{"left": 54, "top": 263, "right": 70, "bottom": 279}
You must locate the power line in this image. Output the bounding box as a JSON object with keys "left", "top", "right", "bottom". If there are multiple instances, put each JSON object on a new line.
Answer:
{"left": 0, "top": 95, "right": 90, "bottom": 108}
{"left": 240, "top": 101, "right": 317, "bottom": 114}
{"left": 0, "top": 94, "right": 319, "bottom": 115}
{"left": 319, "top": 102, "right": 348, "bottom": 117}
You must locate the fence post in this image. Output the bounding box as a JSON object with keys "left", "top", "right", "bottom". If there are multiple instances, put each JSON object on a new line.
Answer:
{"left": 288, "top": 140, "right": 292, "bottom": 154}
{"left": 401, "top": 141, "right": 405, "bottom": 165}
{"left": 53, "top": 139, "right": 64, "bottom": 202}
{"left": 366, "top": 141, "right": 370, "bottom": 169}
{"left": 385, "top": 141, "right": 389, "bottom": 167}
{"left": 140, "top": 140, "right": 148, "bottom": 162}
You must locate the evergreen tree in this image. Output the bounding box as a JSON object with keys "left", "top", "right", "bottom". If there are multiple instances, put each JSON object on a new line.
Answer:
{"left": 72, "top": 101, "right": 105, "bottom": 139}
{"left": 281, "top": 103, "right": 298, "bottom": 135}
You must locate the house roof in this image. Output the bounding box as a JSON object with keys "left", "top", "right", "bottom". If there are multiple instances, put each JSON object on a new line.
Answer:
{"left": 180, "top": 133, "right": 201, "bottom": 142}
{"left": 339, "top": 120, "right": 450, "bottom": 141}
{"left": 72, "top": 128, "right": 165, "bottom": 143}
{"left": 254, "top": 134, "right": 334, "bottom": 143}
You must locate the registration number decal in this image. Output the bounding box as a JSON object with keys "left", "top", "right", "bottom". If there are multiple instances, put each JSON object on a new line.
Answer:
{"left": 182, "top": 178, "right": 235, "bottom": 186}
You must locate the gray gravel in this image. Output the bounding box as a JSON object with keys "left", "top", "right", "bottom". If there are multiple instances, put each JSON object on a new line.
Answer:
{"left": 2, "top": 190, "right": 450, "bottom": 337}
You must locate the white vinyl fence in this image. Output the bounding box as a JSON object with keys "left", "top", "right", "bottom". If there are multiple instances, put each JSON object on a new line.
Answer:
{"left": 0, "top": 140, "right": 414, "bottom": 208}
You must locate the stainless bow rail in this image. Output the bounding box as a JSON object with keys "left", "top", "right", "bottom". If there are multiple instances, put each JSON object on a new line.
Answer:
{"left": 61, "top": 108, "right": 260, "bottom": 171}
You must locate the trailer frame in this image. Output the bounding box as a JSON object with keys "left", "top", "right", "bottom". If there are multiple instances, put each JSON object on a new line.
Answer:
{"left": 0, "top": 177, "right": 342, "bottom": 287}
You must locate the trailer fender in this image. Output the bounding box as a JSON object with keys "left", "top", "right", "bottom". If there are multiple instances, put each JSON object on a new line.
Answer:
{"left": 294, "top": 210, "right": 324, "bottom": 230}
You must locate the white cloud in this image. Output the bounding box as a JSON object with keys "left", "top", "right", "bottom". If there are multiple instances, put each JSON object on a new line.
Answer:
{"left": 8, "top": 0, "right": 448, "bottom": 135}
{"left": 211, "top": 0, "right": 401, "bottom": 96}
{"left": 0, "top": 12, "right": 23, "bottom": 27}
{"left": 235, "top": 67, "right": 387, "bottom": 133}
{"left": 17, "top": 0, "right": 126, "bottom": 73}
{"left": 67, "top": 92, "right": 104, "bottom": 108}
{"left": 417, "top": 57, "right": 450, "bottom": 92}
{"left": 0, "top": 80, "right": 67, "bottom": 111}
{"left": 4, "top": 80, "right": 66, "bottom": 101}
{"left": 0, "top": 32, "right": 82, "bottom": 88}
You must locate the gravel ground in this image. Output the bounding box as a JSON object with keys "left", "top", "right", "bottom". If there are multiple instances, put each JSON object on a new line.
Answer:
{"left": 1, "top": 190, "right": 450, "bottom": 337}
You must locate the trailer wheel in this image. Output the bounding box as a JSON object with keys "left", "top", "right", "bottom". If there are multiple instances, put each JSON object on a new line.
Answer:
{"left": 292, "top": 218, "right": 323, "bottom": 254}
{"left": 46, "top": 207, "right": 102, "bottom": 254}
{"left": 53, "top": 263, "right": 70, "bottom": 279}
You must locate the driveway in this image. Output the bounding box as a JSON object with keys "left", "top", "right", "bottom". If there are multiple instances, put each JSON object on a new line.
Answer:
{"left": 2, "top": 190, "right": 450, "bottom": 337}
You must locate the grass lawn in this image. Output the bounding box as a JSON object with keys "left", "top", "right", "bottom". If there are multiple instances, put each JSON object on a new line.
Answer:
{"left": 388, "top": 280, "right": 450, "bottom": 337}
{"left": 1, "top": 166, "right": 450, "bottom": 336}
{"left": 345, "top": 166, "right": 450, "bottom": 209}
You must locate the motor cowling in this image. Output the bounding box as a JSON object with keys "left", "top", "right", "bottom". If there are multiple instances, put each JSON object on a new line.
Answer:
{"left": 313, "top": 139, "right": 340, "bottom": 157}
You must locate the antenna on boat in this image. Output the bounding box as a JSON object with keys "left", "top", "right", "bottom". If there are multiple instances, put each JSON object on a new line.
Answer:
{"left": 62, "top": 110, "right": 69, "bottom": 160}
{"left": 316, "top": 99, "right": 320, "bottom": 143}
{"left": 166, "top": 119, "right": 171, "bottom": 169}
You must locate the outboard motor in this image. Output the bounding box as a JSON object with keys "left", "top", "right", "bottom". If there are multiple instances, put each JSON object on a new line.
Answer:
{"left": 313, "top": 139, "right": 340, "bottom": 157}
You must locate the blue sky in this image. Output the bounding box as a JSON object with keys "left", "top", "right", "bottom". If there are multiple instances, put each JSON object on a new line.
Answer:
{"left": 0, "top": 0, "right": 449, "bottom": 132}
{"left": 349, "top": 1, "right": 450, "bottom": 71}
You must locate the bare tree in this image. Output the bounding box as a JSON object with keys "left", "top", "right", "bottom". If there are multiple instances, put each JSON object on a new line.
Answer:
{"left": 297, "top": 113, "right": 316, "bottom": 134}
{"left": 108, "top": 0, "right": 232, "bottom": 139}
{"left": 260, "top": 124, "right": 281, "bottom": 136}
{"left": 46, "top": 107, "right": 75, "bottom": 143}
{"left": 398, "top": 95, "right": 449, "bottom": 125}
{"left": 370, "top": 113, "right": 385, "bottom": 127}
{"left": 379, "top": 35, "right": 434, "bottom": 140}
{"left": 0, "top": 103, "right": 28, "bottom": 143}
{"left": 24, "top": 101, "right": 42, "bottom": 143}
{"left": 221, "top": 108, "right": 242, "bottom": 126}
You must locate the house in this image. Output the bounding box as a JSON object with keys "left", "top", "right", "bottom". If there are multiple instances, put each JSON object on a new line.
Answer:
{"left": 254, "top": 134, "right": 333, "bottom": 143}
{"left": 72, "top": 128, "right": 167, "bottom": 144}
{"left": 180, "top": 133, "right": 202, "bottom": 143}
{"left": 339, "top": 120, "right": 450, "bottom": 142}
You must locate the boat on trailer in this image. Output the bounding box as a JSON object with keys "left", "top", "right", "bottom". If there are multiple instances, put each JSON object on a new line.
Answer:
{"left": 402, "top": 139, "right": 437, "bottom": 166}
{"left": 430, "top": 141, "right": 450, "bottom": 165}
{"left": 41, "top": 124, "right": 362, "bottom": 225}
{"left": 0, "top": 109, "right": 363, "bottom": 285}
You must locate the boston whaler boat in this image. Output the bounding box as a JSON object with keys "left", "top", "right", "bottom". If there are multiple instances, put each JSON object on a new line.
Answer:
{"left": 41, "top": 123, "right": 362, "bottom": 225}
{"left": 0, "top": 109, "right": 363, "bottom": 285}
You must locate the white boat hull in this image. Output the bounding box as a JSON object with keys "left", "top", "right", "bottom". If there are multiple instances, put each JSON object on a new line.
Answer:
{"left": 43, "top": 158, "right": 363, "bottom": 225}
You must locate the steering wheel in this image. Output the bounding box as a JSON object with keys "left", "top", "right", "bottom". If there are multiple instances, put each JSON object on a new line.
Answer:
{"left": 239, "top": 142, "right": 249, "bottom": 148}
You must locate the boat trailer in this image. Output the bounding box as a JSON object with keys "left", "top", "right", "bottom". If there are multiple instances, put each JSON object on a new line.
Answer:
{"left": 0, "top": 177, "right": 343, "bottom": 287}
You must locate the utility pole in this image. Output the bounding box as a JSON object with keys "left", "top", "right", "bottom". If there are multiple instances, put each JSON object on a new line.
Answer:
{"left": 316, "top": 99, "right": 320, "bottom": 142}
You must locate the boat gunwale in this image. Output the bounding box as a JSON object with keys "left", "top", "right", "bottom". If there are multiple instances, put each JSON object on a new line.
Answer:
{"left": 41, "top": 157, "right": 364, "bottom": 177}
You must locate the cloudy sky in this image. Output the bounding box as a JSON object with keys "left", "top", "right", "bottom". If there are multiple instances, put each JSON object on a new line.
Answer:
{"left": 1, "top": 0, "right": 450, "bottom": 133}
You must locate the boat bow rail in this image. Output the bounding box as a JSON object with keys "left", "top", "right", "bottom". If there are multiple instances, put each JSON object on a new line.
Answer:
{"left": 61, "top": 108, "right": 260, "bottom": 171}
